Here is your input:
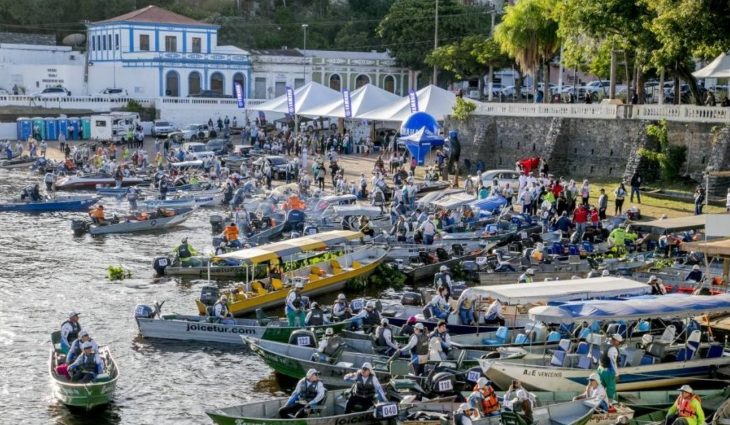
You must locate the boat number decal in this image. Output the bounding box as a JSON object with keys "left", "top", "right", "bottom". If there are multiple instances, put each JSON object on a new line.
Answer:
{"left": 186, "top": 322, "right": 256, "bottom": 334}
{"left": 335, "top": 415, "right": 372, "bottom": 425}
{"left": 380, "top": 403, "right": 398, "bottom": 418}
{"left": 297, "top": 336, "right": 311, "bottom": 346}
{"left": 467, "top": 371, "right": 480, "bottom": 382}
{"left": 158, "top": 258, "right": 168, "bottom": 267}
{"left": 523, "top": 369, "right": 562, "bottom": 378}
{"left": 437, "top": 380, "right": 453, "bottom": 392}
{"left": 150, "top": 219, "right": 157, "bottom": 226}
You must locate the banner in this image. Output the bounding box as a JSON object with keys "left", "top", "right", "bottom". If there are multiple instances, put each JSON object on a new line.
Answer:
{"left": 408, "top": 88, "right": 419, "bottom": 113}
{"left": 342, "top": 89, "right": 352, "bottom": 118}
{"left": 285, "top": 86, "right": 296, "bottom": 115}
{"left": 258, "top": 111, "right": 266, "bottom": 124}
{"left": 234, "top": 83, "right": 245, "bottom": 108}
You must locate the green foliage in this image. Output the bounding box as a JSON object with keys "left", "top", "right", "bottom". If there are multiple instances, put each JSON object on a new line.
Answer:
{"left": 451, "top": 97, "right": 477, "bottom": 122}
{"left": 425, "top": 36, "right": 511, "bottom": 80}
{"left": 124, "top": 99, "right": 143, "bottom": 113}
{"left": 346, "top": 263, "right": 406, "bottom": 291}
{"left": 107, "top": 265, "right": 131, "bottom": 281}
{"left": 638, "top": 120, "right": 687, "bottom": 181}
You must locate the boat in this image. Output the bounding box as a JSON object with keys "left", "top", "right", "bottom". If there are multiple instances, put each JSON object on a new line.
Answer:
{"left": 480, "top": 294, "right": 730, "bottom": 392}
{"left": 142, "top": 198, "right": 197, "bottom": 209}
{"left": 0, "top": 195, "right": 100, "bottom": 213}
{"left": 49, "top": 331, "right": 119, "bottom": 410}
{"left": 55, "top": 175, "right": 149, "bottom": 190}
{"left": 0, "top": 155, "right": 36, "bottom": 169}
{"left": 617, "top": 387, "right": 730, "bottom": 415}
{"left": 177, "top": 189, "right": 224, "bottom": 207}
{"left": 712, "top": 397, "right": 730, "bottom": 425}
{"left": 400, "top": 243, "right": 492, "bottom": 283}
{"left": 478, "top": 258, "right": 595, "bottom": 285}
{"left": 72, "top": 207, "right": 194, "bottom": 235}
{"left": 628, "top": 410, "right": 666, "bottom": 425}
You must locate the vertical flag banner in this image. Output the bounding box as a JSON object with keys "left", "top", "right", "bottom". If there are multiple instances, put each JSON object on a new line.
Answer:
{"left": 234, "top": 83, "right": 245, "bottom": 108}
{"left": 286, "top": 86, "right": 296, "bottom": 115}
{"left": 408, "top": 89, "right": 419, "bottom": 113}
{"left": 342, "top": 89, "right": 352, "bottom": 118}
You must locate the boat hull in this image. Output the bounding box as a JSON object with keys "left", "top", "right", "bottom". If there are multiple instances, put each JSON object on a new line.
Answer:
{"left": 56, "top": 177, "right": 146, "bottom": 190}
{"left": 48, "top": 343, "right": 118, "bottom": 410}
{"left": 88, "top": 208, "right": 193, "bottom": 235}
{"left": 0, "top": 196, "right": 99, "bottom": 213}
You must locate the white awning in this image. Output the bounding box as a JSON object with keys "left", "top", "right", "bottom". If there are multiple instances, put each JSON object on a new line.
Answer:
{"left": 249, "top": 82, "right": 340, "bottom": 114}
{"left": 693, "top": 53, "right": 730, "bottom": 79}
{"left": 357, "top": 85, "right": 479, "bottom": 122}
{"left": 299, "top": 84, "right": 401, "bottom": 118}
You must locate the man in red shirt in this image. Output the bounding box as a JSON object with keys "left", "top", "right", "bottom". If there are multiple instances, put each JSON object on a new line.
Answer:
{"left": 573, "top": 204, "right": 588, "bottom": 238}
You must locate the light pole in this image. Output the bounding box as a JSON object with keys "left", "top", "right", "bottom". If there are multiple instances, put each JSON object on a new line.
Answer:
{"left": 302, "top": 24, "right": 309, "bottom": 51}
{"left": 432, "top": 0, "right": 438, "bottom": 85}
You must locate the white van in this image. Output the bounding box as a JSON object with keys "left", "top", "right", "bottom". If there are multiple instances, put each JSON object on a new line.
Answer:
{"left": 90, "top": 112, "right": 140, "bottom": 143}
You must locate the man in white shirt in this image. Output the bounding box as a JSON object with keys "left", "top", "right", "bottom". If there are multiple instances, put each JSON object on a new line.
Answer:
{"left": 484, "top": 299, "right": 505, "bottom": 326}
{"left": 420, "top": 215, "right": 437, "bottom": 245}
{"left": 573, "top": 373, "right": 609, "bottom": 411}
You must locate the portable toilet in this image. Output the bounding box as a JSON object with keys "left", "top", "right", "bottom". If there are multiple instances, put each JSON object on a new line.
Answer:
{"left": 68, "top": 117, "right": 80, "bottom": 140}
{"left": 56, "top": 117, "right": 68, "bottom": 140}
{"left": 80, "top": 117, "right": 91, "bottom": 140}
{"left": 31, "top": 117, "right": 45, "bottom": 140}
{"left": 44, "top": 117, "right": 58, "bottom": 141}
{"left": 16, "top": 117, "right": 32, "bottom": 141}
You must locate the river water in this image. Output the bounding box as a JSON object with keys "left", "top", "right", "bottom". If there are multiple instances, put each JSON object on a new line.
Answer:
{"left": 0, "top": 168, "right": 300, "bottom": 424}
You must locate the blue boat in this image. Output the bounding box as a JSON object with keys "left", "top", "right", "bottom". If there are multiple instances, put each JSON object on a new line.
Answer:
{"left": 0, "top": 196, "right": 100, "bottom": 213}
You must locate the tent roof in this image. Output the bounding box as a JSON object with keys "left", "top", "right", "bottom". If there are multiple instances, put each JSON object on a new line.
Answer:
{"left": 693, "top": 53, "right": 730, "bottom": 79}
{"left": 216, "top": 230, "right": 361, "bottom": 262}
{"left": 682, "top": 238, "right": 730, "bottom": 257}
{"left": 397, "top": 127, "right": 445, "bottom": 143}
{"left": 358, "top": 85, "right": 475, "bottom": 122}
{"left": 629, "top": 215, "right": 706, "bottom": 234}
{"left": 299, "top": 84, "right": 401, "bottom": 118}
{"left": 250, "top": 82, "right": 340, "bottom": 114}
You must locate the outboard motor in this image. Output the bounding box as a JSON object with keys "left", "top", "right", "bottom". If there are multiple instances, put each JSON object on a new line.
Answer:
{"left": 284, "top": 209, "right": 306, "bottom": 232}
{"left": 199, "top": 286, "right": 220, "bottom": 307}
{"left": 210, "top": 214, "right": 225, "bottom": 235}
{"left": 152, "top": 256, "right": 171, "bottom": 276}
{"left": 302, "top": 225, "right": 318, "bottom": 235}
{"left": 71, "top": 219, "right": 89, "bottom": 236}
{"left": 134, "top": 304, "right": 155, "bottom": 319}
{"left": 350, "top": 298, "right": 365, "bottom": 314}
{"left": 451, "top": 282, "right": 467, "bottom": 299}
{"left": 452, "top": 244, "right": 465, "bottom": 257}
{"left": 288, "top": 329, "right": 317, "bottom": 347}
{"left": 400, "top": 291, "right": 424, "bottom": 306}
{"left": 428, "top": 371, "right": 458, "bottom": 397}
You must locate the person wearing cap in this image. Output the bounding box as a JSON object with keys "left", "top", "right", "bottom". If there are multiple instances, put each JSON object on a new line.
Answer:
{"left": 573, "top": 373, "right": 609, "bottom": 411}
{"left": 428, "top": 286, "right": 451, "bottom": 321}
{"left": 352, "top": 301, "right": 381, "bottom": 331}
{"left": 285, "top": 282, "right": 306, "bottom": 327}
{"left": 429, "top": 320, "right": 452, "bottom": 355}
{"left": 469, "top": 377, "right": 500, "bottom": 417}
{"left": 484, "top": 298, "right": 506, "bottom": 326}
{"left": 213, "top": 295, "right": 234, "bottom": 325}
{"left": 503, "top": 379, "right": 534, "bottom": 424}
{"left": 434, "top": 265, "right": 454, "bottom": 299}
{"left": 648, "top": 275, "right": 667, "bottom": 295}
{"left": 172, "top": 237, "right": 201, "bottom": 267}
{"left": 518, "top": 268, "right": 535, "bottom": 284}
{"left": 400, "top": 322, "right": 430, "bottom": 376}
{"left": 401, "top": 316, "right": 417, "bottom": 337}
{"left": 60, "top": 311, "right": 82, "bottom": 354}
{"left": 454, "top": 402, "right": 480, "bottom": 425}
{"left": 279, "top": 368, "right": 326, "bottom": 418}
{"left": 666, "top": 385, "right": 704, "bottom": 425}
{"left": 68, "top": 341, "right": 104, "bottom": 383}
{"left": 305, "top": 302, "right": 328, "bottom": 326}
{"left": 373, "top": 318, "right": 399, "bottom": 356}
{"left": 331, "top": 293, "right": 351, "bottom": 322}
{"left": 343, "top": 362, "right": 387, "bottom": 413}
{"left": 598, "top": 334, "right": 623, "bottom": 399}
{"left": 419, "top": 215, "right": 437, "bottom": 245}
{"left": 66, "top": 330, "right": 98, "bottom": 364}
{"left": 456, "top": 287, "right": 478, "bottom": 325}
{"left": 685, "top": 265, "right": 703, "bottom": 283}
{"left": 313, "top": 328, "right": 344, "bottom": 362}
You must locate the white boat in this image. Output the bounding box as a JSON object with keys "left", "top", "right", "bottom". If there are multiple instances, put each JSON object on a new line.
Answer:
{"left": 55, "top": 175, "right": 148, "bottom": 190}
{"left": 177, "top": 189, "right": 224, "bottom": 207}
{"left": 143, "top": 199, "right": 197, "bottom": 209}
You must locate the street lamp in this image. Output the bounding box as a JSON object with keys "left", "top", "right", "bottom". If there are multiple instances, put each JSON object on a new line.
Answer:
{"left": 302, "top": 24, "right": 309, "bottom": 50}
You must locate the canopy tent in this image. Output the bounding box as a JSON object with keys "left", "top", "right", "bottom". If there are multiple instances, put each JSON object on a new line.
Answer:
{"left": 693, "top": 53, "right": 730, "bottom": 79}
{"left": 471, "top": 277, "right": 652, "bottom": 305}
{"left": 358, "top": 85, "right": 471, "bottom": 122}
{"left": 398, "top": 126, "right": 445, "bottom": 166}
{"left": 682, "top": 238, "right": 730, "bottom": 257}
{"left": 298, "top": 84, "right": 402, "bottom": 118}
{"left": 628, "top": 215, "right": 706, "bottom": 235}
{"left": 249, "top": 82, "right": 340, "bottom": 114}
{"left": 529, "top": 294, "right": 730, "bottom": 324}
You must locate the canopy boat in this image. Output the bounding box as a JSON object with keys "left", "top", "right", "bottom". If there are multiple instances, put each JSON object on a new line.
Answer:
{"left": 480, "top": 294, "right": 730, "bottom": 392}
{"left": 72, "top": 207, "right": 193, "bottom": 236}
{"left": 628, "top": 215, "right": 707, "bottom": 236}
{"left": 49, "top": 331, "right": 118, "bottom": 410}
{"left": 0, "top": 195, "right": 100, "bottom": 213}
{"left": 0, "top": 155, "right": 36, "bottom": 169}
{"left": 55, "top": 175, "right": 148, "bottom": 190}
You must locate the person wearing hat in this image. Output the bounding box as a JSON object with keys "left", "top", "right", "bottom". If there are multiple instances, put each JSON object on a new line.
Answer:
{"left": 331, "top": 293, "right": 351, "bottom": 323}
{"left": 601, "top": 270, "right": 611, "bottom": 277}
{"left": 305, "top": 302, "right": 328, "bottom": 326}
{"left": 428, "top": 286, "right": 451, "bottom": 320}
{"left": 173, "top": 237, "right": 201, "bottom": 267}
{"left": 456, "top": 287, "right": 478, "bottom": 326}
{"left": 685, "top": 265, "right": 703, "bottom": 283}
{"left": 434, "top": 265, "right": 454, "bottom": 299}
{"left": 503, "top": 379, "right": 534, "bottom": 424}
{"left": 429, "top": 320, "right": 452, "bottom": 355}
{"left": 648, "top": 275, "right": 667, "bottom": 295}
{"left": 391, "top": 214, "right": 409, "bottom": 242}
{"left": 213, "top": 295, "right": 234, "bottom": 325}
{"left": 373, "top": 318, "right": 399, "bottom": 356}
{"left": 352, "top": 301, "right": 381, "bottom": 331}
{"left": 279, "top": 368, "right": 326, "bottom": 418}
{"left": 419, "top": 215, "right": 437, "bottom": 245}
{"left": 400, "top": 322, "right": 430, "bottom": 376}
{"left": 66, "top": 330, "right": 98, "bottom": 364}
{"left": 598, "top": 334, "right": 623, "bottom": 399}
{"left": 573, "top": 373, "right": 609, "bottom": 411}
{"left": 665, "top": 385, "right": 704, "bottom": 425}
{"left": 343, "top": 362, "right": 387, "bottom": 413}
{"left": 400, "top": 316, "right": 418, "bottom": 337}
{"left": 469, "top": 377, "right": 500, "bottom": 417}
{"left": 68, "top": 341, "right": 104, "bottom": 383}
{"left": 454, "top": 402, "right": 480, "bottom": 425}
{"left": 313, "top": 328, "right": 344, "bottom": 362}
{"left": 518, "top": 268, "right": 535, "bottom": 284}
{"left": 484, "top": 298, "right": 505, "bottom": 326}
{"left": 60, "top": 311, "right": 82, "bottom": 354}
{"left": 285, "top": 282, "right": 306, "bottom": 327}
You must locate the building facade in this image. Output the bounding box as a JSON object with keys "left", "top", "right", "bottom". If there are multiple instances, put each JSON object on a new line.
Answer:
{"left": 249, "top": 49, "right": 310, "bottom": 99}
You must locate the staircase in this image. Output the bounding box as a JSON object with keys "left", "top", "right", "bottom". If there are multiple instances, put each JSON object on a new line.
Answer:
{"left": 622, "top": 122, "right": 651, "bottom": 183}
{"left": 541, "top": 117, "right": 564, "bottom": 161}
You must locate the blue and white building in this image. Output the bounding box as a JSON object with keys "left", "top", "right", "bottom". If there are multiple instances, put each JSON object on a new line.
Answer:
{"left": 86, "top": 5, "right": 252, "bottom": 98}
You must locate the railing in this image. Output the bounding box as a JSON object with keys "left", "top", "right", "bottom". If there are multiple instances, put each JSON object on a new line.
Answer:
{"left": 631, "top": 105, "right": 730, "bottom": 123}
{"left": 474, "top": 102, "right": 620, "bottom": 119}
{"left": 0, "top": 95, "right": 155, "bottom": 111}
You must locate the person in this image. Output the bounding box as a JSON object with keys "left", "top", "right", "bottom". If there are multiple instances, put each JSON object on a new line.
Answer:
{"left": 60, "top": 311, "right": 82, "bottom": 353}
{"left": 648, "top": 275, "right": 667, "bottom": 295}
{"left": 503, "top": 380, "right": 534, "bottom": 424}
{"left": 484, "top": 298, "right": 505, "bottom": 326}
{"left": 126, "top": 186, "right": 140, "bottom": 211}
{"left": 401, "top": 316, "right": 417, "bottom": 337}
{"left": 343, "top": 362, "right": 387, "bottom": 413}
{"left": 429, "top": 320, "right": 452, "bottom": 355}
{"left": 173, "top": 237, "right": 201, "bottom": 267}
{"left": 353, "top": 301, "right": 381, "bottom": 330}
{"left": 223, "top": 222, "right": 241, "bottom": 248}
{"left": 573, "top": 373, "right": 609, "bottom": 411}
{"left": 279, "top": 369, "right": 326, "bottom": 418}
{"left": 305, "top": 302, "right": 327, "bottom": 326}
{"left": 213, "top": 295, "right": 234, "bottom": 324}
{"left": 630, "top": 173, "right": 641, "bottom": 204}
{"left": 454, "top": 403, "right": 480, "bottom": 425}
{"left": 726, "top": 188, "right": 730, "bottom": 212}
{"left": 665, "top": 385, "right": 704, "bottom": 425}
{"left": 373, "top": 318, "right": 399, "bottom": 356}
{"left": 68, "top": 341, "right": 105, "bottom": 383}
{"left": 429, "top": 287, "right": 451, "bottom": 320}
{"left": 332, "top": 293, "right": 351, "bottom": 322}
{"left": 685, "top": 264, "right": 703, "bottom": 283}
{"left": 598, "top": 188, "right": 608, "bottom": 219}
{"left": 313, "top": 328, "right": 344, "bottom": 362}
{"left": 434, "top": 265, "right": 454, "bottom": 298}
{"left": 44, "top": 171, "right": 55, "bottom": 192}
{"left": 469, "top": 377, "right": 500, "bottom": 417}
{"left": 694, "top": 186, "right": 705, "bottom": 215}
{"left": 518, "top": 268, "right": 535, "bottom": 283}
{"left": 608, "top": 225, "right": 637, "bottom": 253}
{"left": 598, "top": 334, "right": 622, "bottom": 399}
{"left": 614, "top": 183, "right": 627, "bottom": 215}
{"left": 66, "top": 330, "right": 98, "bottom": 364}
{"left": 419, "top": 215, "right": 437, "bottom": 245}
{"left": 456, "top": 287, "right": 477, "bottom": 325}
{"left": 399, "top": 322, "right": 430, "bottom": 376}
{"left": 285, "top": 282, "right": 306, "bottom": 327}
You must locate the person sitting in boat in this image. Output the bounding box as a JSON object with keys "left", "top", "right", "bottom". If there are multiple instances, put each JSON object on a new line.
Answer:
{"left": 278, "top": 368, "right": 326, "bottom": 419}
{"left": 222, "top": 222, "right": 241, "bottom": 249}
{"left": 648, "top": 275, "right": 667, "bottom": 295}
{"left": 173, "top": 237, "right": 202, "bottom": 267}
{"left": 343, "top": 362, "right": 387, "bottom": 414}
{"left": 428, "top": 287, "right": 451, "bottom": 320}
{"left": 456, "top": 287, "right": 477, "bottom": 325}
{"left": 429, "top": 320, "right": 452, "bottom": 355}
{"left": 400, "top": 316, "right": 417, "bottom": 337}
{"left": 685, "top": 265, "right": 703, "bottom": 283}
{"left": 44, "top": 171, "right": 55, "bottom": 192}
{"left": 352, "top": 301, "right": 381, "bottom": 331}
{"left": 332, "top": 293, "right": 352, "bottom": 322}
{"left": 60, "top": 311, "right": 82, "bottom": 354}
{"left": 573, "top": 373, "right": 609, "bottom": 411}
{"left": 484, "top": 298, "right": 505, "bottom": 326}
{"left": 68, "top": 341, "right": 104, "bottom": 383}
{"left": 359, "top": 216, "right": 375, "bottom": 238}
{"left": 665, "top": 385, "right": 704, "bottom": 425}
{"left": 89, "top": 204, "right": 106, "bottom": 225}
{"left": 66, "top": 330, "right": 98, "bottom": 365}
{"left": 434, "top": 265, "right": 454, "bottom": 299}
{"left": 212, "top": 295, "right": 234, "bottom": 325}
{"left": 518, "top": 268, "right": 535, "bottom": 283}
{"left": 454, "top": 403, "right": 480, "bottom": 425}
{"left": 400, "top": 322, "right": 429, "bottom": 376}
{"left": 305, "top": 302, "right": 328, "bottom": 326}
{"left": 598, "top": 334, "right": 623, "bottom": 400}
{"left": 373, "top": 318, "right": 399, "bottom": 356}
{"left": 313, "top": 328, "right": 344, "bottom": 362}
{"left": 469, "top": 377, "right": 500, "bottom": 417}
{"left": 285, "top": 282, "right": 306, "bottom": 327}
{"left": 26, "top": 183, "right": 42, "bottom": 201}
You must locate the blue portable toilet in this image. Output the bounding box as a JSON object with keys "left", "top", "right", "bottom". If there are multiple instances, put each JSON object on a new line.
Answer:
{"left": 80, "top": 117, "right": 91, "bottom": 140}
{"left": 44, "top": 117, "right": 58, "bottom": 141}
{"left": 57, "top": 117, "right": 68, "bottom": 140}
{"left": 16, "top": 117, "right": 32, "bottom": 141}
{"left": 68, "top": 118, "right": 80, "bottom": 140}
{"left": 31, "top": 117, "right": 45, "bottom": 140}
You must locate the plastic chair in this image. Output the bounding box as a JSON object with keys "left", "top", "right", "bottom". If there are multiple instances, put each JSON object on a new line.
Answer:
{"left": 550, "top": 350, "right": 566, "bottom": 367}
{"left": 546, "top": 331, "right": 561, "bottom": 343}
{"left": 558, "top": 339, "right": 572, "bottom": 352}
{"left": 575, "top": 342, "right": 589, "bottom": 355}
{"left": 513, "top": 333, "right": 528, "bottom": 345}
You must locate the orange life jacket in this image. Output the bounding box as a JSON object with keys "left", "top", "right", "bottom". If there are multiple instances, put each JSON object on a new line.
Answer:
{"left": 474, "top": 385, "right": 500, "bottom": 414}
{"left": 224, "top": 225, "right": 239, "bottom": 241}
{"left": 676, "top": 395, "right": 700, "bottom": 417}
{"left": 89, "top": 208, "right": 105, "bottom": 220}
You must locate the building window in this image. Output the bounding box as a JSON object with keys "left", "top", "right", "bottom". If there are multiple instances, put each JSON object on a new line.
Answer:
{"left": 384, "top": 75, "right": 395, "bottom": 93}
{"left": 188, "top": 71, "right": 201, "bottom": 96}
{"left": 166, "top": 71, "right": 180, "bottom": 97}
{"left": 233, "top": 73, "right": 245, "bottom": 96}
{"left": 274, "top": 82, "right": 286, "bottom": 97}
{"left": 102, "top": 35, "right": 106, "bottom": 50}
{"left": 355, "top": 74, "right": 370, "bottom": 88}
{"left": 192, "top": 37, "right": 201, "bottom": 53}
{"left": 254, "top": 77, "right": 266, "bottom": 99}
{"left": 139, "top": 34, "right": 149, "bottom": 51}
{"left": 210, "top": 72, "right": 224, "bottom": 95}
{"left": 329, "top": 74, "right": 341, "bottom": 91}
{"left": 91, "top": 36, "right": 95, "bottom": 51}
{"left": 108, "top": 35, "right": 112, "bottom": 51}
{"left": 115, "top": 34, "right": 119, "bottom": 50}
{"left": 294, "top": 78, "right": 305, "bottom": 89}
{"left": 165, "top": 36, "right": 177, "bottom": 52}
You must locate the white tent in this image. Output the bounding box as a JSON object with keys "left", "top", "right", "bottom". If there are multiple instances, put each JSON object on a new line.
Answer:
{"left": 693, "top": 52, "right": 730, "bottom": 79}
{"left": 357, "top": 85, "right": 473, "bottom": 122}
{"left": 299, "top": 83, "right": 402, "bottom": 118}
{"left": 250, "top": 81, "right": 340, "bottom": 114}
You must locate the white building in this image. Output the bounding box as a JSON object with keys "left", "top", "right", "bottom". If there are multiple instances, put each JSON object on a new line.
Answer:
{"left": 250, "top": 49, "right": 310, "bottom": 99}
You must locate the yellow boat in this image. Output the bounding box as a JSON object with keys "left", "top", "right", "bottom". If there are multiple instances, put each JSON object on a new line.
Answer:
{"left": 195, "top": 230, "right": 389, "bottom": 316}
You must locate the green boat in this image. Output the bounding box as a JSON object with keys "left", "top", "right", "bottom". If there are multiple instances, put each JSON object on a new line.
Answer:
{"left": 628, "top": 410, "right": 667, "bottom": 425}
{"left": 49, "top": 331, "right": 119, "bottom": 410}
{"left": 618, "top": 387, "right": 730, "bottom": 415}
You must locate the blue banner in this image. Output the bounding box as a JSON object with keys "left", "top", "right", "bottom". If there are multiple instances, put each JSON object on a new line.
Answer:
{"left": 286, "top": 86, "right": 296, "bottom": 115}
{"left": 408, "top": 89, "right": 419, "bottom": 113}
{"left": 234, "top": 83, "right": 245, "bottom": 108}
{"left": 258, "top": 111, "right": 267, "bottom": 124}
{"left": 342, "top": 89, "right": 352, "bottom": 118}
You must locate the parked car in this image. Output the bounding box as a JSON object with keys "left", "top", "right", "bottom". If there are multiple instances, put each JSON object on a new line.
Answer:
{"left": 152, "top": 120, "right": 176, "bottom": 137}
{"left": 584, "top": 80, "right": 610, "bottom": 94}
{"left": 181, "top": 142, "right": 215, "bottom": 161}
{"left": 180, "top": 124, "right": 210, "bottom": 141}
{"left": 97, "top": 88, "right": 128, "bottom": 97}
{"left": 500, "top": 85, "right": 528, "bottom": 98}
{"left": 205, "top": 138, "right": 232, "bottom": 155}
{"left": 33, "top": 87, "right": 71, "bottom": 98}
{"left": 253, "top": 155, "right": 293, "bottom": 180}
{"left": 188, "top": 90, "right": 233, "bottom": 99}
{"left": 475, "top": 169, "right": 521, "bottom": 191}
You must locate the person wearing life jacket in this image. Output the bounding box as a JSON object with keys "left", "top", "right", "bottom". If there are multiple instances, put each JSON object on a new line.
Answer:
{"left": 285, "top": 282, "right": 306, "bottom": 327}
{"left": 331, "top": 293, "right": 352, "bottom": 322}
{"left": 60, "top": 311, "right": 82, "bottom": 354}
{"left": 400, "top": 316, "right": 417, "bottom": 337}
{"left": 434, "top": 265, "right": 454, "bottom": 299}
{"left": 173, "top": 237, "right": 201, "bottom": 267}
{"left": 665, "top": 385, "right": 704, "bottom": 425}
{"left": 305, "top": 302, "right": 327, "bottom": 326}
{"left": 400, "top": 322, "right": 430, "bottom": 376}
{"left": 66, "top": 330, "right": 98, "bottom": 365}
{"left": 573, "top": 373, "right": 609, "bottom": 411}
{"left": 453, "top": 403, "right": 480, "bottom": 425}
{"left": 518, "top": 268, "right": 535, "bottom": 283}
{"left": 598, "top": 334, "right": 623, "bottom": 400}
{"left": 279, "top": 368, "right": 326, "bottom": 418}
{"left": 373, "top": 318, "right": 399, "bottom": 356}
{"left": 89, "top": 204, "right": 106, "bottom": 225}
{"left": 457, "top": 287, "right": 477, "bottom": 325}
{"left": 313, "top": 328, "right": 344, "bottom": 362}
{"left": 223, "top": 222, "right": 241, "bottom": 249}
{"left": 68, "top": 341, "right": 104, "bottom": 383}
{"left": 469, "top": 377, "right": 500, "bottom": 417}
{"left": 352, "top": 301, "right": 381, "bottom": 331}
{"left": 484, "top": 298, "right": 505, "bottom": 326}
{"left": 429, "top": 320, "right": 452, "bottom": 355}
{"left": 343, "top": 362, "right": 387, "bottom": 413}
{"left": 429, "top": 286, "right": 451, "bottom": 320}
{"left": 213, "top": 295, "right": 234, "bottom": 325}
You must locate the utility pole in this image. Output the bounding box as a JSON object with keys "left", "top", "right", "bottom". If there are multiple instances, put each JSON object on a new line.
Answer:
{"left": 302, "top": 24, "right": 308, "bottom": 81}
{"left": 487, "top": 6, "right": 496, "bottom": 101}
{"left": 609, "top": 49, "right": 617, "bottom": 99}
{"left": 433, "top": 0, "right": 438, "bottom": 85}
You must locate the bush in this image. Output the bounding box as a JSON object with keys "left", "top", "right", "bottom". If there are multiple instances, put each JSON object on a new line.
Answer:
{"left": 452, "top": 97, "right": 477, "bottom": 122}
{"left": 639, "top": 120, "right": 686, "bottom": 181}
{"left": 346, "top": 263, "right": 406, "bottom": 291}
{"left": 107, "top": 265, "right": 131, "bottom": 281}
